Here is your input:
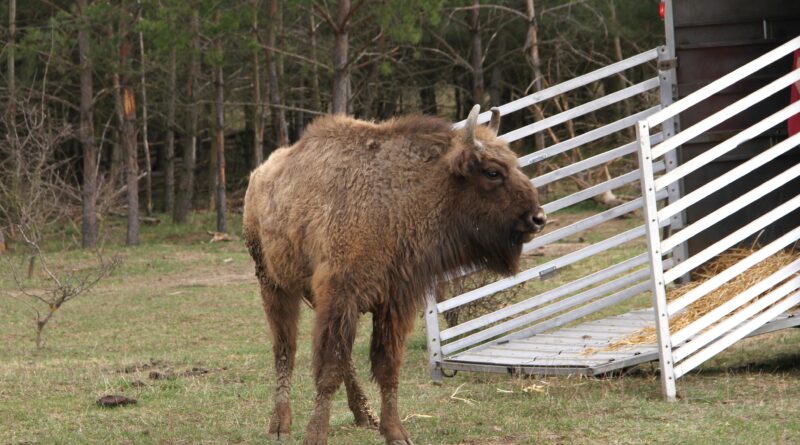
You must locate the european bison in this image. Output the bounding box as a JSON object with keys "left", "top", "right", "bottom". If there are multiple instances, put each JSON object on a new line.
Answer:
{"left": 243, "top": 105, "right": 545, "bottom": 444}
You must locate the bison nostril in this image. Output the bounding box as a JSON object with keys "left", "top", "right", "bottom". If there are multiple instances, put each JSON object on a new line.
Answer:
{"left": 532, "top": 209, "right": 547, "bottom": 227}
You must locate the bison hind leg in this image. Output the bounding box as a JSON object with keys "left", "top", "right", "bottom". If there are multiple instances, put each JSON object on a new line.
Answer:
{"left": 344, "top": 358, "right": 378, "bottom": 428}
{"left": 247, "top": 233, "right": 299, "bottom": 440}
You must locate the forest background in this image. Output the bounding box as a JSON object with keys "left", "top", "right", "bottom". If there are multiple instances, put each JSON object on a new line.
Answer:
{"left": 0, "top": 0, "right": 662, "bottom": 248}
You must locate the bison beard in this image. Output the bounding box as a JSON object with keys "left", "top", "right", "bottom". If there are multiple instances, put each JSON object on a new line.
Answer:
{"left": 242, "top": 105, "right": 544, "bottom": 445}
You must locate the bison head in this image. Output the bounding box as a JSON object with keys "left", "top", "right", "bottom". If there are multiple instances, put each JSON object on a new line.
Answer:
{"left": 446, "top": 105, "right": 546, "bottom": 275}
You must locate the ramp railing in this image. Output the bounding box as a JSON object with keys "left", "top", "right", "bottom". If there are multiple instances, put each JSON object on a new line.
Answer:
{"left": 426, "top": 47, "right": 685, "bottom": 379}
{"left": 637, "top": 35, "right": 800, "bottom": 399}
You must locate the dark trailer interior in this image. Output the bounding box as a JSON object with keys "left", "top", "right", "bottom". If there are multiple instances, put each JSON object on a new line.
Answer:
{"left": 665, "top": 0, "right": 800, "bottom": 254}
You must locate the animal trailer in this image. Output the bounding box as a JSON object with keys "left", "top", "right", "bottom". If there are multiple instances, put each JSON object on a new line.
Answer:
{"left": 424, "top": 0, "right": 800, "bottom": 399}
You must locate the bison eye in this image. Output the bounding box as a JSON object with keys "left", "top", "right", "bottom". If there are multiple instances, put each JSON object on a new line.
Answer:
{"left": 484, "top": 169, "right": 501, "bottom": 180}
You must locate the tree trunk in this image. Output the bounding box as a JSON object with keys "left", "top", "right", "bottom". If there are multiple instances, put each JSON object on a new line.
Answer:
{"left": 7, "top": 0, "right": 15, "bottom": 118}
{"left": 252, "top": 2, "right": 264, "bottom": 168}
{"left": 214, "top": 36, "right": 227, "bottom": 234}
{"left": 118, "top": 22, "right": 139, "bottom": 246}
{"left": 609, "top": 0, "right": 635, "bottom": 140}
{"left": 165, "top": 45, "right": 176, "bottom": 214}
{"left": 525, "top": 0, "right": 547, "bottom": 156}
{"left": 331, "top": 0, "right": 350, "bottom": 115}
{"left": 174, "top": 10, "right": 200, "bottom": 224}
{"left": 4, "top": 0, "right": 16, "bottom": 251}
{"left": 265, "top": 0, "right": 288, "bottom": 146}
{"left": 420, "top": 84, "right": 437, "bottom": 115}
{"left": 470, "top": 0, "right": 483, "bottom": 106}
{"left": 137, "top": 9, "right": 153, "bottom": 216}
{"left": 309, "top": 12, "right": 322, "bottom": 112}
{"left": 77, "top": 0, "right": 97, "bottom": 248}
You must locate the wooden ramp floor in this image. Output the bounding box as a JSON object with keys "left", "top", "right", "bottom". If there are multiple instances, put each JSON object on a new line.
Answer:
{"left": 442, "top": 309, "right": 800, "bottom": 377}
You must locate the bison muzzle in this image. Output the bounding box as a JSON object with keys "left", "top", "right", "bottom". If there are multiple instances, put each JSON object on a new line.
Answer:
{"left": 243, "top": 105, "right": 545, "bottom": 444}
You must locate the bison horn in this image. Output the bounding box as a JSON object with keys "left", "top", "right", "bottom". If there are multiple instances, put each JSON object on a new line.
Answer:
{"left": 488, "top": 107, "right": 501, "bottom": 135}
{"left": 463, "top": 104, "right": 481, "bottom": 148}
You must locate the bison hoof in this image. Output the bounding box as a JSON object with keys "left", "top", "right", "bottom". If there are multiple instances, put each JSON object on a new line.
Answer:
{"left": 268, "top": 411, "right": 292, "bottom": 441}
{"left": 354, "top": 410, "right": 379, "bottom": 429}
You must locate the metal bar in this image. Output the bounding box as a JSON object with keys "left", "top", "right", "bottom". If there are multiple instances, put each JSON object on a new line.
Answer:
{"left": 672, "top": 274, "right": 800, "bottom": 363}
{"left": 664, "top": 193, "right": 800, "bottom": 284}
{"left": 673, "top": 289, "right": 800, "bottom": 379}
{"left": 636, "top": 119, "right": 677, "bottom": 400}
{"left": 517, "top": 107, "right": 660, "bottom": 168}
{"left": 656, "top": 45, "right": 689, "bottom": 279}
{"left": 439, "top": 269, "right": 651, "bottom": 354}
{"left": 652, "top": 68, "right": 800, "bottom": 158}
{"left": 662, "top": 162, "right": 800, "bottom": 253}
{"left": 672, "top": 257, "right": 800, "bottom": 345}
{"left": 658, "top": 132, "right": 800, "bottom": 222}
{"left": 646, "top": 35, "right": 800, "bottom": 127}
{"left": 654, "top": 101, "right": 800, "bottom": 191}
{"left": 437, "top": 224, "right": 651, "bottom": 313}
{"left": 439, "top": 254, "right": 648, "bottom": 341}
{"left": 501, "top": 78, "right": 660, "bottom": 144}
{"left": 667, "top": 225, "right": 800, "bottom": 315}
{"left": 423, "top": 289, "right": 444, "bottom": 381}
{"left": 532, "top": 133, "right": 663, "bottom": 187}
{"left": 452, "top": 48, "right": 660, "bottom": 129}
{"left": 525, "top": 190, "right": 668, "bottom": 252}
{"left": 497, "top": 280, "right": 654, "bottom": 344}
{"left": 542, "top": 161, "right": 665, "bottom": 215}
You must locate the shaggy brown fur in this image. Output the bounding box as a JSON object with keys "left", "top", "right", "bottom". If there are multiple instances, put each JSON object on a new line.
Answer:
{"left": 243, "top": 106, "right": 545, "bottom": 445}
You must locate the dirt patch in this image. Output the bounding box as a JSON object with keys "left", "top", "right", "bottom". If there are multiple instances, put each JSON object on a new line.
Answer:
{"left": 97, "top": 395, "right": 137, "bottom": 408}
{"left": 459, "top": 436, "right": 521, "bottom": 445}
{"left": 527, "top": 242, "right": 590, "bottom": 258}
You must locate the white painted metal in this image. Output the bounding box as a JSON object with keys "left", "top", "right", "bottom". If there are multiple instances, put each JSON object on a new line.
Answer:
{"left": 452, "top": 48, "right": 659, "bottom": 129}
{"left": 424, "top": 289, "right": 444, "bottom": 381}
{"left": 651, "top": 68, "right": 800, "bottom": 158}
{"left": 438, "top": 224, "right": 655, "bottom": 313}
{"left": 673, "top": 289, "right": 800, "bottom": 379}
{"left": 497, "top": 280, "right": 657, "bottom": 344}
{"left": 667, "top": 225, "right": 800, "bottom": 316}
{"left": 646, "top": 34, "right": 800, "bottom": 127}
{"left": 672, "top": 274, "right": 800, "bottom": 363}
{"left": 501, "top": 78, "right": 659, "bottom": 143}
{"left": 663, "top": 194, "right": 800, "bottom": 284}
{"left": 656, "top": 45, "right": 689, "bottom": 276}
{"left": 518, "top": 107, "right": 660, "bottom": 167}
{"left": 654, "top": 101, "right": 800, "bottom": 191}
{"left": 671, "top": 259, "right": 800, "bottom": 345}
{"left": 542, "top": 162, "right": 665, "bottom": 215}
{"left": 658, "top": 132, "right": 800, "bottom": 222}
{"left": 526, "top": 190, "right": 668, "bottom": 251}
{"left": 440, "top": 268, "right": 651, "bottom": 355}
{"left": 636, "top": 120, "right": 677, "bottom": 400}
{"left": 661, "top": 163, "right": 800, "bottom": 253}
{"left": 439, "top": 254, "right": 649, "bottom": 340}
{"left": 532, "top": 133, "right": 663, "bottom": 187}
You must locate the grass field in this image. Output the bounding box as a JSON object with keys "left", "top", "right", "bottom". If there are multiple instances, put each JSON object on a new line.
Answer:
{"left": 2, "top": 212, "right": 800, "bottom": 445}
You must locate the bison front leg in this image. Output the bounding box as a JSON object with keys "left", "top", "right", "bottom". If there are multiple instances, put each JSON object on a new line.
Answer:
{"left": 371, "top": 310, "right": 415, "bottom": 445}
{"left": 303, "top": 273, "right": 360, "bottom": 445}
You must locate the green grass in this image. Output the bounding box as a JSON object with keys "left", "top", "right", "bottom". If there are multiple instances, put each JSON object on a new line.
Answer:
{"left": 3, "top": 212, "right": 800, "bottom": 444}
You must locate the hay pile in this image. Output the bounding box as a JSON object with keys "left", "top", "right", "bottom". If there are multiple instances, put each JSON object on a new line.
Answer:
{"left": 610, "top": 248, "right": 799, "bottom": 349}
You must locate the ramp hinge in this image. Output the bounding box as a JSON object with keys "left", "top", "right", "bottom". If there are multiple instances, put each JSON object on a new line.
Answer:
{"left": 539, "top": 266, "right": 558, "bottom": 280}
{"left": 658, "top": 57, "right": 677, "bottom": 71}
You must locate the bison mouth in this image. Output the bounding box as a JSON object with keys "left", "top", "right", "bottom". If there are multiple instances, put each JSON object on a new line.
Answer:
{"left": 510, "top": 230, "right": 537, "bottom": 247}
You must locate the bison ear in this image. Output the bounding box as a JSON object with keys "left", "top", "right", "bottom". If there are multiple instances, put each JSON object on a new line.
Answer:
{"left": 488, "top": 107, "right": 501, "bottom": 136}
{"left": 447, "top": 144, "right": 481, "bottom": 178}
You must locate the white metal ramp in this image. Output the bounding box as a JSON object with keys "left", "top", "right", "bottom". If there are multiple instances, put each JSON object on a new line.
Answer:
{"left": 426, "top": 46, "right": 681, "bottom": 380}
{"left": 425, "top": 36, "right": 800, "bottom": 394}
